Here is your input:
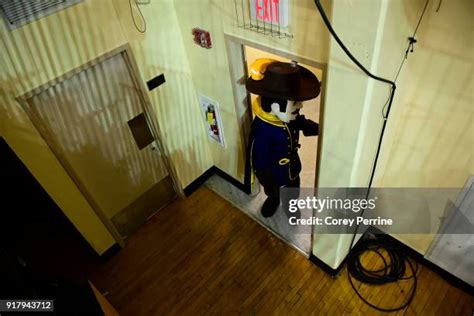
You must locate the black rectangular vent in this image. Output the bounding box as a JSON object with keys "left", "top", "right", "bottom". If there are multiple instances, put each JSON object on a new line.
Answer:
{"left": 0, "top": 0, "right": 82, "bottom": 30}
{"left": 147, "top": 74, "right": 166, "bottom": 91}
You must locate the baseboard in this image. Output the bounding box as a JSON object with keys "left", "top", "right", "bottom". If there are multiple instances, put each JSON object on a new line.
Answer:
{"left": 100, "top": 243, "right": 121, "bottom": 261}
{"left": 183, "top": 166, "right": 251, "bottom": 197}
{"left": 214, "top": 167, "right": 251, "bottom": 194}
{"left": 421, "top": 256, "right": 474, "bottom": 296}
{"left": 309, "top": 226, "right": 473, "bottom": 295}
{"left": 366, "top": 226, "right": 473, "bottom": 295}
{"left": 183, "top": 167, "right": 216, "bottom": 197}
{"left": 309, "top": 253, "right": 346, "bottom": 277}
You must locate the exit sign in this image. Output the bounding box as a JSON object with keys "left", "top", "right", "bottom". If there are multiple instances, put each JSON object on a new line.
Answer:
{"left": 250, "top": 0, "right": 289, "bottom": 27}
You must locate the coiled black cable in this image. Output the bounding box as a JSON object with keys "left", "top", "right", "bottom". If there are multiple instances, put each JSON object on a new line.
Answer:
{"left": 347, "top": 237, "right": 419, "bottom": 312}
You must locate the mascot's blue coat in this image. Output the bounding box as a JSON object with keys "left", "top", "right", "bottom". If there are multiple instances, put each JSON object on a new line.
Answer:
{"left": 250, "top": 97, "right": 305, "bottom": 186}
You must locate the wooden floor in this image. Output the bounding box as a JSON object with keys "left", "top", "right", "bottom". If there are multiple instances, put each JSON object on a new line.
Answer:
{"left": 91, "top": 187, "right": 474, "bottom": 315}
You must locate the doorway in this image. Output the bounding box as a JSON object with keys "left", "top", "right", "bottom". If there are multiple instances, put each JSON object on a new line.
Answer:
{"left": 206, "top": 35, "right": 327, "bottom": 256}
{"left": 18, "top": 47, "right": 177, "bottom": 246}
{"left": 244, "top": 46, "right": 322, "bottom": 188}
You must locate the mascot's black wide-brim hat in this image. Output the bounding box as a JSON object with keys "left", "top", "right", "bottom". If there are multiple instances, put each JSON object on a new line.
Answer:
{"left": 246, "top": 59, "right": 320, "bottom": 102}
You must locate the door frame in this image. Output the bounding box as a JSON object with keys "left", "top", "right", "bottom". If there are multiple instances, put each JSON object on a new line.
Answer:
{"left": 16, "top": 44, "right": 182, "bottom": 248}
{"left": 224, "top": 34, "right": 328, "bottom": 257}
{"left": 224, "top": 34, "right": 328, "bottom": 190}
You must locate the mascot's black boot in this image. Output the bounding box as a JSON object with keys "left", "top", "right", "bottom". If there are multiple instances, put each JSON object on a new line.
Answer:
{"left": 261, "top": 197, "right": 280, "bottom": 218}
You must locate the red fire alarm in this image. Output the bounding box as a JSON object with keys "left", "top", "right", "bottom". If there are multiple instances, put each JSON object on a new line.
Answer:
{"left": 192, "top": 28, "right": 212, "bottom": 49}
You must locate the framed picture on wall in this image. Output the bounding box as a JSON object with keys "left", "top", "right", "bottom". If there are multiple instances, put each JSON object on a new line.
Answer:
{"left": 199, "top": 94, "right": 226, "bottom": 147}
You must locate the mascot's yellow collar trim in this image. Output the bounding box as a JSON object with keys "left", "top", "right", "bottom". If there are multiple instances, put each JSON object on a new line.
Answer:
{"left": 252, "top": 97, "right": 285, "bottom": 127}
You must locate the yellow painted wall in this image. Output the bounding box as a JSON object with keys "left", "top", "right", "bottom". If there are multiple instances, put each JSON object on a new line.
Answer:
{"left": 173, "top": 0, "right": 331, "bottom": 182}
{"left": 0, "top": 0, "right": 212, "bottom": 254}
{"left": 374, "top": 0, "right": 473, "bottom": 187}
{"left": 372, "top": 0, "right": 474, "bottom": 253}
{"left": 311, "top": 0, "right": 390, "bottom": 268}
{"left": 317, "top": 0, "right": 388, "bottom": 188}
{"left": 331, "top": 0, "right": 473, "bottom": 256}
{"left": 0, "top": 0, "right": 124, "bottom": 255}
{"left": 112, "top": 0, "right": 213, "bottom": 188}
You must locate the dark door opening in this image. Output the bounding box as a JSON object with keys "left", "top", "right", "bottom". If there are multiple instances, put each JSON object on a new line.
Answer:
{"left": 0, "top": 137, "right": 101, "bottom": 292}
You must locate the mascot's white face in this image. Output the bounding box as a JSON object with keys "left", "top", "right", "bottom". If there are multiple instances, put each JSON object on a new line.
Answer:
{"left": 271, "top": 100, "right": 303, "bottom": 123}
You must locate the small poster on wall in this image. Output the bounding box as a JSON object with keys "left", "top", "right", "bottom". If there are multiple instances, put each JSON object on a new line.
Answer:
{"left": 199, "top": 94, "right": 226, "bottom": 147}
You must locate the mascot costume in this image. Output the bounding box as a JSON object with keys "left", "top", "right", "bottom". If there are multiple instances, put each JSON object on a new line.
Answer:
{"left": 246, "top": 59, "right": 321, "bottom": 218}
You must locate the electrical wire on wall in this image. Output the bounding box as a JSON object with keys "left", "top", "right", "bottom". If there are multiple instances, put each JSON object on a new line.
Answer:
{"left": 435, "top": 0, "right": 443, "bottom": 12}
{"left": 313, "top": 0, "right": 431, "bottom": 312}
{"left": 129, "top": 0, "right": 146, "bottom": 33}
{"left": 393, "top": 0, "right": 431, "bottom": 82}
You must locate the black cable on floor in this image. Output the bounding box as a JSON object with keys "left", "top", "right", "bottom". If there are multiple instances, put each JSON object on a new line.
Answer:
{"left": 347, "top": 237, "right": 419, "bottom": 312}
